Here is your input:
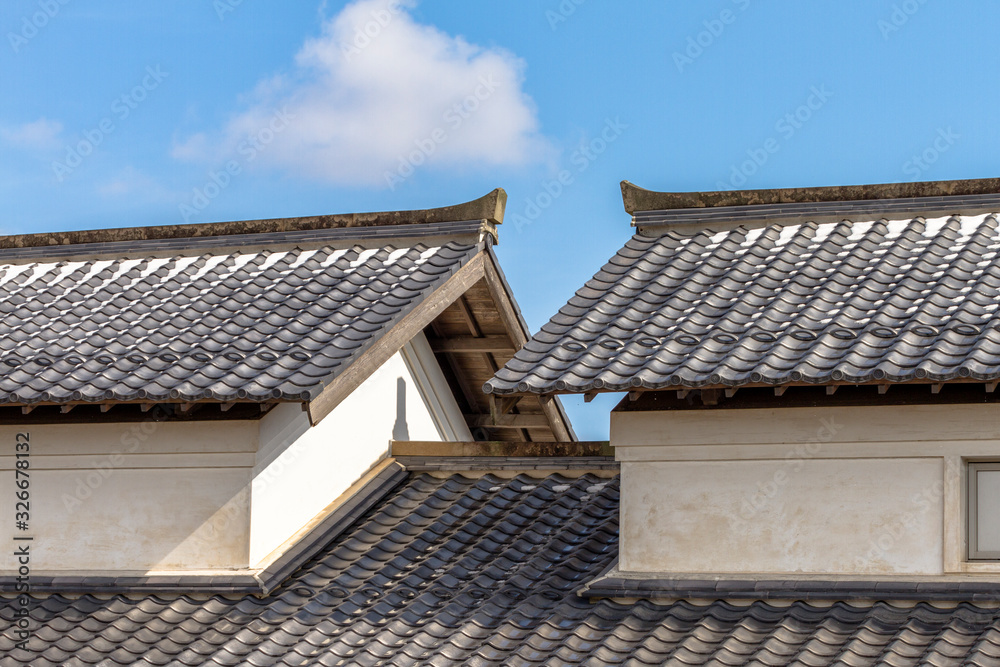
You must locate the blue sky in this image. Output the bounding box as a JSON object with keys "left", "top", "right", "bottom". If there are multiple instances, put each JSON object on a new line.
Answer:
{"left": 1, "top": 0, "right": 998, "bottom": 438}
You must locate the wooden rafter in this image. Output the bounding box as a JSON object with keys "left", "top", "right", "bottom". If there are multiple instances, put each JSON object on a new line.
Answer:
{"left": 489, "top": 395, "right": 521, "bottom": 420}
{"left": 464, "top": 413, "right": 550, "bottom": 429}
{"left": 455, "top": 293, "right": 527, "bottom": 442}
{"left": 430, "top": 322, "right": 485, "bottom": 417}
{"left": 429, "top": 336, "right": 516, "bottom": 354}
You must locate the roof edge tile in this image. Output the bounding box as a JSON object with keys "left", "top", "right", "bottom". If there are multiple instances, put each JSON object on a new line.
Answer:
{"left": 581, "top": 569, "right": 1000, "bottom": 603}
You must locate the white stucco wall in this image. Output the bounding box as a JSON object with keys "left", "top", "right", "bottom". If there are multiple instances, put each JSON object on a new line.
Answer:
{"left": 621, "top": 458, "right": 943, "bottom": 574}
{"left": 0, "top": 333, "right": 468, "bottom": 575}
{"left": 249, "top": 336, "right": 470, "bottom": 566}
{"left": 0, "top": 421, "right": 257, "bottom": 573}
{"left": 613, "top": 403, "right": 1000, "bottom": 577}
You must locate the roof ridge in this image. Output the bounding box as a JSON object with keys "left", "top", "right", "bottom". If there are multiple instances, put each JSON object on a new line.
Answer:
{"left": 0, "top": 188, "right": 507, "bottom": 252}
{"left": 0, "top": 219, "right": 487, "bottom": 262}
{"left": 621, "top": 178, "right": 1000, "bottom": 214}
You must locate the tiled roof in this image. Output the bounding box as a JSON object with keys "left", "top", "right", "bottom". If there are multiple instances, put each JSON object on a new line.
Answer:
{"left": 6, "top": 471, "right": 1000, "bottom": 666}
{"left": 486, "top": 213, "right": 1000, "bottom": 395}
{"left": 0, "top": 236, "right": 478, "bottom": 404}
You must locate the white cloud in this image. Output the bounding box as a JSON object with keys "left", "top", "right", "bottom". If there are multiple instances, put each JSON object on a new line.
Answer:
{"left": 170, "top": 132, "right": 210, "bottom": 161}
{"left": 1, "top": 118, "right": 63, "bottom": 151}
{"left": 174, "top": 0, "right": 548, "bottom": 186}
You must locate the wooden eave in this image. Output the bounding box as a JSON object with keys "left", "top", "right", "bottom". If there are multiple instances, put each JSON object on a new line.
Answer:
{"left": 304, "top": 248, "right": 573, "bottom": 442}
{"left": 612, "top": 381, "right": 1000, "bottom": 413}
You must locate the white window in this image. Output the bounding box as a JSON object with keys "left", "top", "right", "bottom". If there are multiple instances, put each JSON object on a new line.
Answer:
{"left": 968, "top": 462, "right": 1000, "bottom": 559}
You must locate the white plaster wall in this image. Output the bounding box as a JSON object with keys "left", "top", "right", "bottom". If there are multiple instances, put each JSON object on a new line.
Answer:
{"left": 0, "top": 421, "right": 257, "bottom": 572}
{"left": 0, "top": 333, "right": 467, "bottom": 574}
{"left": 620, "top": 458, "right": 943, "bottom": 575}
{"left": 612, "top": 404, "right": 1000, "bottom": 577}
{"left": 249, "top": 338, "right": 465, "bottom": 565}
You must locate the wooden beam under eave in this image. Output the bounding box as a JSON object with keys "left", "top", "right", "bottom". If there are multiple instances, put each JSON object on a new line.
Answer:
{"left": 480, "top": 251, "right": 574, "bottom": 442}
{"left": 464, "top": 413, "right": 551, "bottom": 429}
{"left": 307, "top": 251, "right": 488, "bottom": 426}
{"left": 489, "top": 395, "right": 520, "bottom": 419}
{"left": 429, "top": 335, "right": 516, "bottom": 355}
{"left": 453, "top": 294, "right": 527, "bottom": 441}
{"left": 430, "top": 321, "right": 485, "bottom": 416}
{"left": 455, "top": 295, "right": 483, "bottom": 338}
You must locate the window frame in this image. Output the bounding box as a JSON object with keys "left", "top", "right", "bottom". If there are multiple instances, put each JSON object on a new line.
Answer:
{"left": 968, "top": 461, "right": 1000, "bottom": 560}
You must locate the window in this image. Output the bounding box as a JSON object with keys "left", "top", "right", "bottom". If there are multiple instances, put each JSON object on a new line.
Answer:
{"left": 968, "top": 462, "right": 1000, "bottom": 559}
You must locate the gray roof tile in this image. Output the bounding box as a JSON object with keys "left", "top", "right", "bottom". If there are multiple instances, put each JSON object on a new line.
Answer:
{"left": 0, "top": 240, "right": 479, "bottom": 404}
{"left": 487, "top": 214, "right": 1000, "bottom": 394}
{"left": 0, "top": 469, "right": 981, "bottom": 665}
